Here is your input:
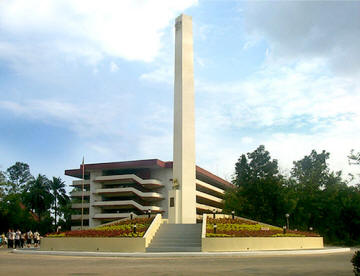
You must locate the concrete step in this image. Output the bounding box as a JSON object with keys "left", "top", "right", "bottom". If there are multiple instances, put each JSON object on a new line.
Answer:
{"left": 152, "top": 235, "right": 200, "bottom": 239}
{"left": 152, "top": 238, "right": 201, "bottom": 242}
{"left": 146, "top": 246, "right": 201, "bottom": 252}
{"left": 150, "top": 242, "right": 201, "bottom": 247}
{"left": 146, "top": 223, "right": 202, "bottom": 252}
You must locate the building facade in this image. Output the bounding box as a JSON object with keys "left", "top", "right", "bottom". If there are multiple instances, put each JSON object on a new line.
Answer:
{"left": 66, "top": 159, "right": 232, "bottom": 229}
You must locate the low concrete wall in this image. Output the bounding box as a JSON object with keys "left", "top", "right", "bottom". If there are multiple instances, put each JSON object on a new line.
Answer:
{"left": 202, "top": 237, "right": 324, "bottom": 252}
{"left": 41, "top": 237, "right": 146, "bottom": 252}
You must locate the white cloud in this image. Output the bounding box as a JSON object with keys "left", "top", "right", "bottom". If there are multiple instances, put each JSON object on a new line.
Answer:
{"left": 244, "top": 1, "right": 360, "bottom": 75}
{"left": 197, "top": 60, "right": 360, "bottom": 130}
{"left": 140, "top": 65, "right": 173, "bottom": 84}
{"left": 241, "top": 137, "right": 254, "bottom": 144}
{"left": 110, "top": 61, "right": 119, "bottom": 72}
{"left": 0, "top": 99, "right": 131, "bottom": 137}
{"left": 0, "top": 0, "right": 198, "bottom": 69}
{"left": 194, "top": 58, "right": 360, "bottom": 180}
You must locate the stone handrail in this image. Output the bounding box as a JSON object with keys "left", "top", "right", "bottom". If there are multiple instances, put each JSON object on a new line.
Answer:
{"left": 202, "top": 214, "right": 207, "bottom": 238}
{"left": 143, "top": 214, "right": 163, "bottom": 247}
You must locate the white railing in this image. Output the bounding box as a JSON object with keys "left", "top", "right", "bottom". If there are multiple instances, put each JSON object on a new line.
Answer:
{"left": 70, "top": 191, "right": 90, "bottom": 197}
{"left": 72, "top": 179, "right": 90, "bottom": 186}
{"left": 202, "top": 214, "right": 207, "bottom": 238}
{"left": 95, "top": 187, "right": 164, "bottom": 199}
{"left": 196, "top": 191, "right": 223, "bottom": 204}
{"left": 196, "top": 179, "right": 225, "bottom": 195}
{"left": 95, "top": 174, "right": 163, "bottom": 187}
{"left": 92, "top": 200, "right": 162, "bottom": 212}
{"left": 71, "top": 203, "right": 90, "bottom": 209}
{"left": 143, "top": 214, "right": 164, "bottom": 247}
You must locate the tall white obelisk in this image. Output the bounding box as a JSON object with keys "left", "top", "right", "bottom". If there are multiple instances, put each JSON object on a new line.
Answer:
{"left": 169, "top": 14, "right": 196, "bottom": 224}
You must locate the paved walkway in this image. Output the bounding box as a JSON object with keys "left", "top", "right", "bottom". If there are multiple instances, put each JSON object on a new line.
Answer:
{"left": 12, "top": 247, "right": 350, "bottom": 257}
{"left": 0, "top": 248, "right": 355, "bottom": 275}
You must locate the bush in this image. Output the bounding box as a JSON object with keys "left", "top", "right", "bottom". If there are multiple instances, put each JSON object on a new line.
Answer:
{"left": 352, "top": 251, "right": 360, "bottom": 276}
{"left": 45, "top": 217, "right": 153, "bottom": 238}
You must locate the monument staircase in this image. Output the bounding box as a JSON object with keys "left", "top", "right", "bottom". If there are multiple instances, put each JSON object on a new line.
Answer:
{"left": 146, "top": 223, "right": 202, "bottom": 252}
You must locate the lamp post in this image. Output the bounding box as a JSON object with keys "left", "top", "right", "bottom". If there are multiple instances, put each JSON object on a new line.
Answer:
{"left": 212, "top": 209, "right": 216, "bottom": 219}
{"left": 285, "top": 213, "right": 290, "bottom": 230}
{"left": 231, "top": 210, "right": 235, "bottom": 220}
{"left": 147, "top": 209, "right": 151, "bottom": 218}
{"left": 81, "top": 157, "right": 85, "bottom": 230}
{"left": 309, "top": 227, "right": 313, "bottom": 231}
{"left": 130, "top": 212, "right": 133, "bottom": 220}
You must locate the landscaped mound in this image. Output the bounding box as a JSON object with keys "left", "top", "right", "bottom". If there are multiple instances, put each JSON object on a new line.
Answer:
{"left": 206, "top": 217, "right": 320, "bottom": 238}
{"left": 47, "top": 217, "right": 154, "bottom": 238}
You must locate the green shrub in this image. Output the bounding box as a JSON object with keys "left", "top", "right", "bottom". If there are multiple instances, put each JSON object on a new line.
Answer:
{"left": 271, "top": 233, "right": 305, "bottom": 237}
{"left": 351, "top": 251, "right": 360, "bottom": 276}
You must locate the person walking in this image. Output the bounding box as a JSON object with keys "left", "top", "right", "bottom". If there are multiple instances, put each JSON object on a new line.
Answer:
{"left": 20, "top": 232, "right": 26, "bottom": 248}
{"left": 15, "top": 229, "right": 21, "bottom": 248}
{"left": 33, "top": 230, "right": 40, "bottom": 248}
{"left": 11, "top": 230, "right": 15, "bottom": 248}
{"left": 27, "top": 230, "right": 33, "bottom": 248}
{"left": 8, "top": 229, "right": 15, "bottom": 249}
{"left": 6, "top": 229, "right": 12, "bottom": 249}
{"left": 2, "top": 233, "right": 7, "bottom": 248}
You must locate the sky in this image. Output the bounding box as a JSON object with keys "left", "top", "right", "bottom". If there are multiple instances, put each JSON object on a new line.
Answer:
{"left": 1, "top": 0, "right": 359, "bottom": 188}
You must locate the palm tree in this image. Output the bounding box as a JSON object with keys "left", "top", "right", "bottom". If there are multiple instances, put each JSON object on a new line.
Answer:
{"left": 49, "top": 177, "right": 68, "bottom": 227}
{"left": 23, "top": 174, "right": 52, "bottom": 218}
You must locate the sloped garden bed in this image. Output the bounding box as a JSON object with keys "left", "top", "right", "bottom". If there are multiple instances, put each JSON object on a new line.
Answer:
{"left": 206, "top": 217, "right": 319, "bottom": 238}
{"left": 47, "top": 217, "right": 154, "bottom": 238}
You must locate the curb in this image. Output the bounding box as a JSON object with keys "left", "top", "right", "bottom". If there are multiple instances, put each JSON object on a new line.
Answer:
{"left": 12, "top": 247, "right": 351, "bottom": 258}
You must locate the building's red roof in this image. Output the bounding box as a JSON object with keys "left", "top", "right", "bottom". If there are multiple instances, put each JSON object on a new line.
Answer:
{"left": 65, "top": 159, "right": 233, "bottom": 189}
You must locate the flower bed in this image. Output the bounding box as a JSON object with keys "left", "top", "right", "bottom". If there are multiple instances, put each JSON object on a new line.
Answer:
{"left": 47, "top": 217, "right": 154, "bottom": 238}
{"left": 206, "top": 217, "right": 319, "bottom": 238}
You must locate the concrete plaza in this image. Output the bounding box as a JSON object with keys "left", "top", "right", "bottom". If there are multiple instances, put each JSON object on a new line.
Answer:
{"left": 0, "top": 248, "right": 355, "bottom": 275}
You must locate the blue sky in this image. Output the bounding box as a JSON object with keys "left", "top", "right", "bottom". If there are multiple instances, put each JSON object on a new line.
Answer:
{"left": 1, "top": 0, "right": 360, "bottom": 188}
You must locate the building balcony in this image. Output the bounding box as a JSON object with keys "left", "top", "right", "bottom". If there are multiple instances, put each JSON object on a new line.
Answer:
{"left": 71, "top": 203, "right": 90, "bottom": 209}
{"left": 93, "top": 213, "right": 132, "bottom": 220}
{"left": 71, "top": 214, "right": 89, "bottom": 220}
{"left": 95, "top": 187, "right": 164, "bottom": 201}
{"left": 94, "top": 174, "right": 163, "bottom": 189}
{"left": 70, "top": 191, "right": 90, "bottom": 197}
{"left": 196, "top": 203, "right": 222, "bottom": 214}
{"left": 196, "top": 179, "right": 225, "bottom": 198}
{"left": 196, "top": 191, "right": 223, "bottom": 208}
{"left": 92, "top": 200, "right": 162, "bottom": 212}
{"left": 72, "top": 179, "right": 90, "bottom": 187}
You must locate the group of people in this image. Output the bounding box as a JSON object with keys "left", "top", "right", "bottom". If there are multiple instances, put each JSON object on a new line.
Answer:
{"left": 0, "top": 229, "right": 41, "bottom": 249}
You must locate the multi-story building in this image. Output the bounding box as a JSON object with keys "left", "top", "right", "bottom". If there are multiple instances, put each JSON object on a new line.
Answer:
{"left": 66, "top": 159, "right": 232, "bottom": 229}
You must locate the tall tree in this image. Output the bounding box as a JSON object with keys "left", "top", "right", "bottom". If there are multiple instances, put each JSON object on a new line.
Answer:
{"left": 226, "top": 145, "right": 289, "bottom": 226}
{"left": 349, "top": 150, "right": 360, "bottom": 166}
{"left": 6, "top": 162, "right": 33, "bottom": 194}
{"left": 49, "top": 177, "right": 68, "bottom": 227}
{"left": 291, "top": 150, "right": 330, "bottom": 191}
{"left": 290, "top": 150, "right": 348, "bottom": 232}
{"left": 23, "top": 174, "right": 52, "bottom": 218}
{"left": 0, "top": 171, "right": 6, "bottom": 199}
